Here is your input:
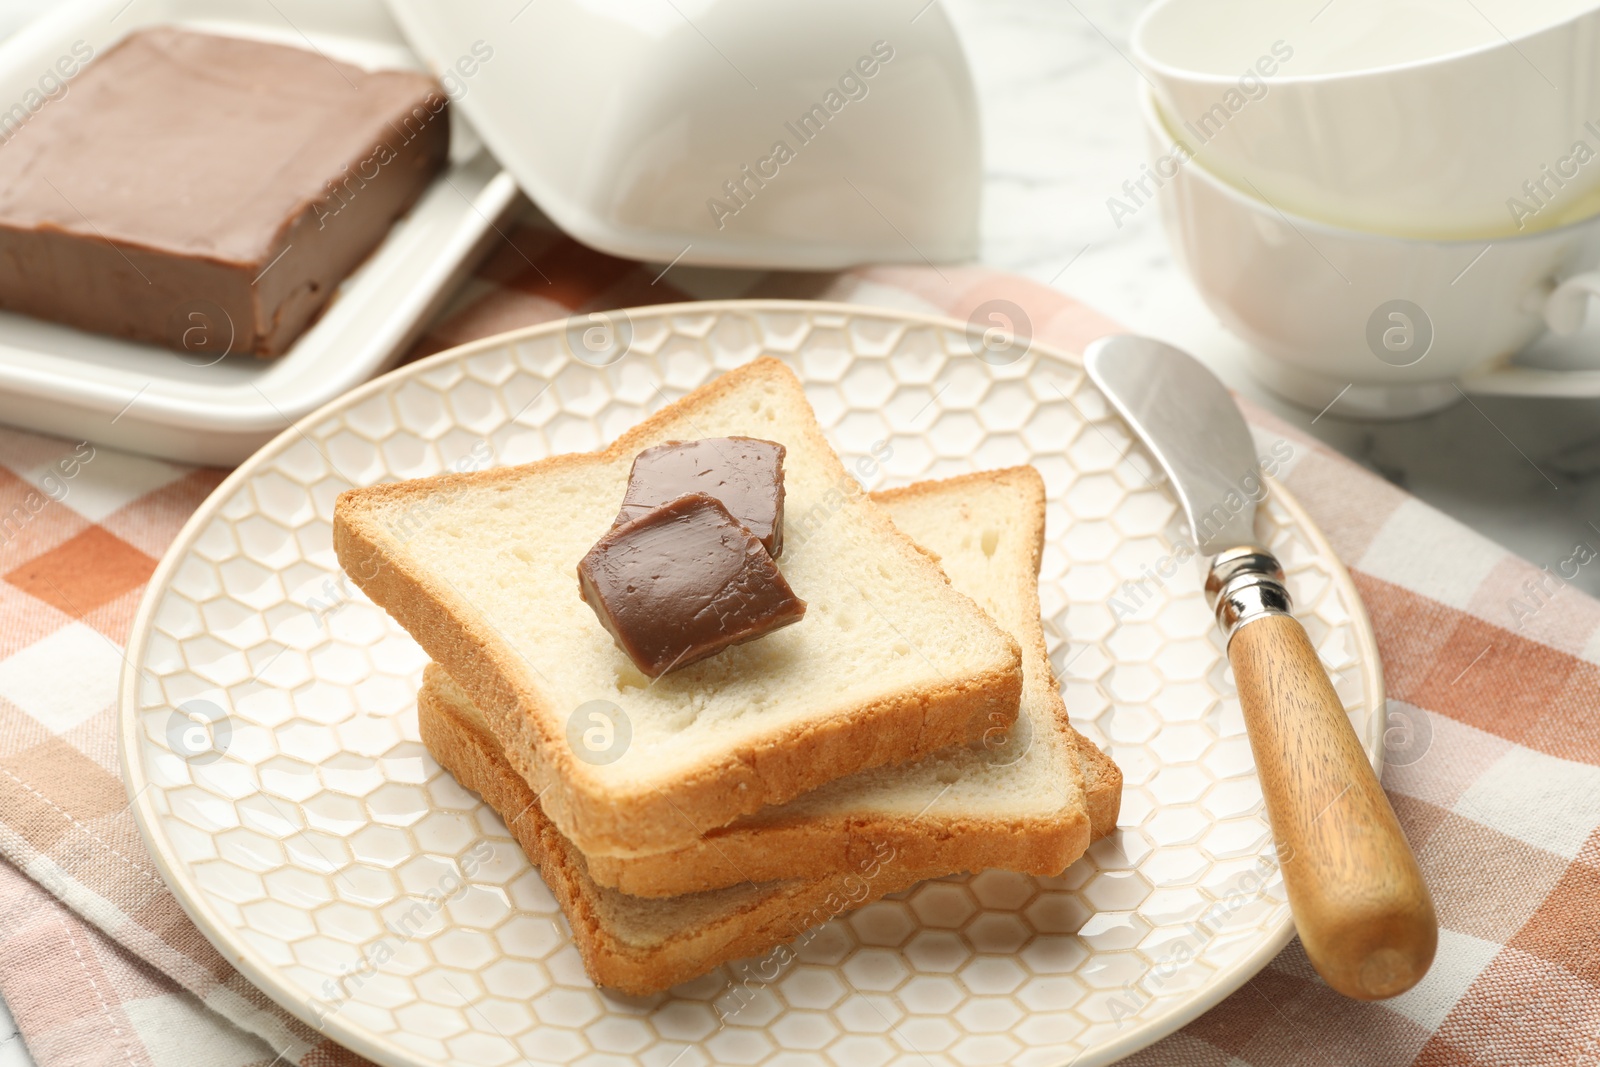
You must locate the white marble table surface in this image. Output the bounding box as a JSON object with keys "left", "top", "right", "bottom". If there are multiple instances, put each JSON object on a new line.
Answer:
{"left": 0, "top": 1, "right": 1592, "bottom": 1064}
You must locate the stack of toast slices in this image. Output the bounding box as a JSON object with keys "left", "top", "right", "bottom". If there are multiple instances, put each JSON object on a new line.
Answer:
{"left": 335, "top": 358, "right": 1121, "bottom": 995}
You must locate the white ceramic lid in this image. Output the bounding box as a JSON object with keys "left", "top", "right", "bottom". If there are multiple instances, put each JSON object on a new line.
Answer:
{"left": 380, "top": 0, "right": 981, "bottom": 270}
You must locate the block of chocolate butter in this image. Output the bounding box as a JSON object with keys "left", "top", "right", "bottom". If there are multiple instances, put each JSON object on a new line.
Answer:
{"left": 617, "top": 437, "right": 786, "bottom": 556}
{"left": 578, "top": 493, "right": 807, "bottom": 678}
{"left": 0, "top": 26, "right": 449, "bottom": 357}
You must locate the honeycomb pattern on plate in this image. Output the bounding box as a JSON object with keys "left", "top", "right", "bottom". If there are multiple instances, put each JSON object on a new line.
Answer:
{"left": 124, "top": 305, "right": 1381, "bottom": 1067}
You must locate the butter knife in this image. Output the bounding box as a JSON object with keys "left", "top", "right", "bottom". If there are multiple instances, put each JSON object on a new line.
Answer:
{"left": 1084, "top": 335, "right": 1437, "bottom": 1000}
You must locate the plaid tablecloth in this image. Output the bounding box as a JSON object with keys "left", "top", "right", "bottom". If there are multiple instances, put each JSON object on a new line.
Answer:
{"left": 1, "top": 220, "right": 1597, "bottom": 1067}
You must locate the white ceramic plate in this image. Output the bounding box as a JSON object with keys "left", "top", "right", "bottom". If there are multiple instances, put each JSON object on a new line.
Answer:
{"left": 0, "top": 0, "right": 517, "bottom": 466}
{"left": 120, "top": 301, "right": 1384, "bottom": 1067}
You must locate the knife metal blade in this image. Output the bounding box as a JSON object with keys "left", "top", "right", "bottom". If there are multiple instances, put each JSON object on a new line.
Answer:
{"left": 1083, "top": 335, "right": 1261, "bottom": 558}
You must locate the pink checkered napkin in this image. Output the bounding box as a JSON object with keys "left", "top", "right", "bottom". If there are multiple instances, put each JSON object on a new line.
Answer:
{"left": 0, "top": 227, "right": 1596, "bottom": 1067}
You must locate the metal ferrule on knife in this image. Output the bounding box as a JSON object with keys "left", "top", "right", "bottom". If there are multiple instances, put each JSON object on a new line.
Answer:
{"left": 1204, "top": 546, "right": 1293, "bottom": 640}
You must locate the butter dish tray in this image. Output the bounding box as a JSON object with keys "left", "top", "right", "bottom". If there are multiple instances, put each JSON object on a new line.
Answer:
{"left": 0, "top": 0, "right": 518, "bottom": 466}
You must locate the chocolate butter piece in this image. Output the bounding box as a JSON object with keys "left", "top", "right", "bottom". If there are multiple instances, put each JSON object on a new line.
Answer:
{"left": 579, "top": 493, "right": 807, "bottom": 678}
{"left": 617, "top": 437, "right": 787, "bottom": 557}
{"left": 0, "top": 27, "right": 449, "bottom": 357}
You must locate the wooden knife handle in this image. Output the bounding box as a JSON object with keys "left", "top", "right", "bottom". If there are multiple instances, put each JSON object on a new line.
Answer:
{"left": 1229, "top": 613, "right": 1437, "bottom": 999}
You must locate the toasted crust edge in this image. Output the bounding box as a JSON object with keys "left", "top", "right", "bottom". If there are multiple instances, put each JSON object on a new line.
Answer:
{"left": 421, "top": 653, "right": 1122, "bottom": 896}
{"left": 419, "top": 668, "right": 1120, "bottom": 994}
{"left": 1081, "top": 737, "right": 1123, "bottom": 843}
{"left": 548, "top": 726, "right": 1118, "bottom": 897}
{"left": 419, "top": 680, "right": 944, "bottom": 996}
{"left": 334, "top": 356, "right": 1023, "bottom": 856}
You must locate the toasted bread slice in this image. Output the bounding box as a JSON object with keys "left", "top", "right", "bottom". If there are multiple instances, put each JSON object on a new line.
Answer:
{"left": 1079, "top": 730, "right": 1122, "bottom": 847}
{"left": 336, "top": 358, "right": 1023, "bottom": 856}
{"left": 418, "top": 668, "right": 1120, "bottom": 995}
{"left": 418, "top": 674, "right": 936, "bottom": 995}
{"left": 576, "top": 467, "right": 1100, "bottom": 895}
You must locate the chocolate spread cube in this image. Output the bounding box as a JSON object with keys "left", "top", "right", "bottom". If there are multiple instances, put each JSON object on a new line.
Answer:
{"left": 579, "top": 492, "right": 806, "bottom": 677}
{"left": 616, "top": 437, "right": 787, "bottom": 556}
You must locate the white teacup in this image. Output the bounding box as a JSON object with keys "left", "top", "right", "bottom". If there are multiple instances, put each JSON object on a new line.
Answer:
{"left": 1132, "top": 0, "right": 1600, "bottom": 240}
{"left": 1140, "top": 87, "right": 1600, "bottom": 418}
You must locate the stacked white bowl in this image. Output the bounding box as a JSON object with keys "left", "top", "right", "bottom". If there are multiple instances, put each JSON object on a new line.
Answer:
{"left": 1131, "top": 0, "right": 1600, "bottom": 417}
